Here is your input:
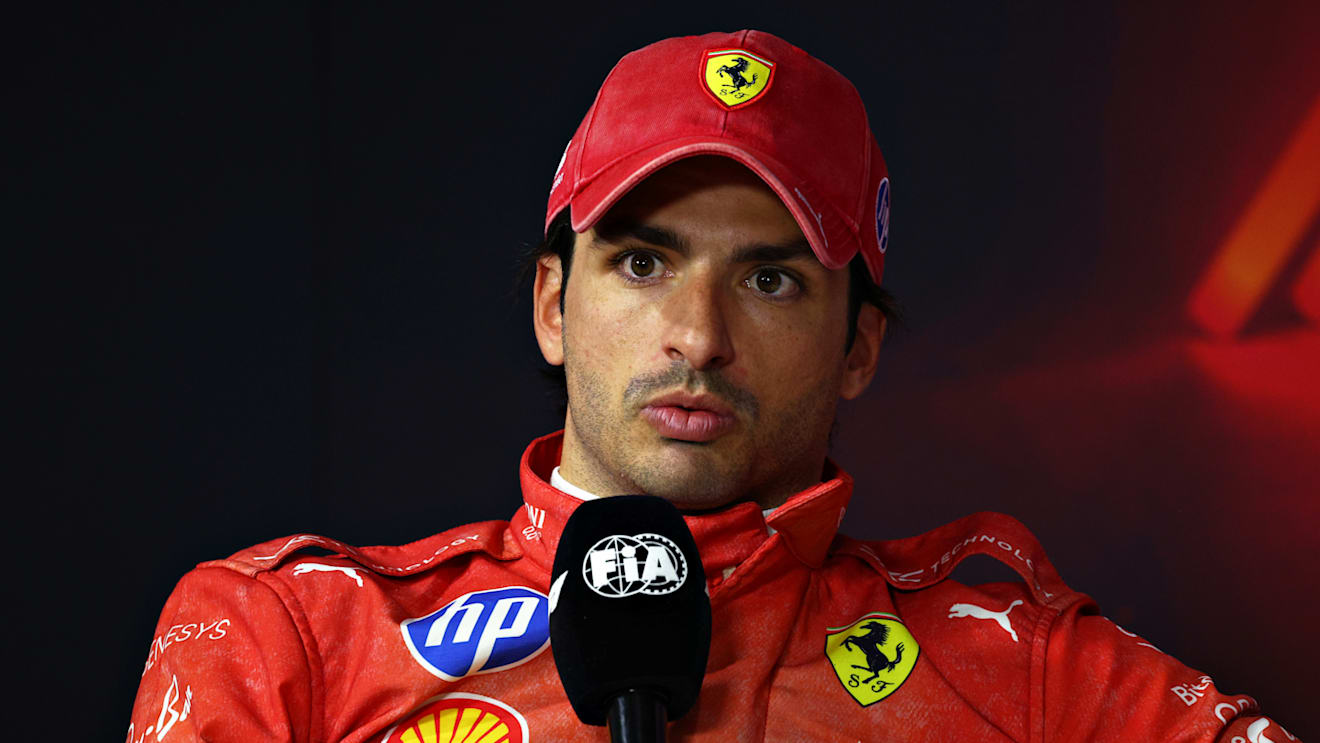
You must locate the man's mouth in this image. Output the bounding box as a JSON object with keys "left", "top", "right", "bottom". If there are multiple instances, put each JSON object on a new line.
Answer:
{"left": 640, "top": 393, "right": 737, "bottom": 443}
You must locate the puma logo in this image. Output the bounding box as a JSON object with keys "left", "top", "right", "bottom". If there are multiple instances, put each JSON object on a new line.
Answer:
{"left": 292, "top": 562, "right": 364, "bottom": 588}
{"left": 947, "top": 599, "right": 1023, "bottom": 642}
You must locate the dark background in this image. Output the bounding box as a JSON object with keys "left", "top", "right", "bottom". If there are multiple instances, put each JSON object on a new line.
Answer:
{"left": 16, "top": 1, "right": 1318, "bottom": 739}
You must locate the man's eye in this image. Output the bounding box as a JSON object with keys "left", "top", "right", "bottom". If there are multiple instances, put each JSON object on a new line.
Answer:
{"left": 746, "top": 268, "right": 800, "bottom": 298}
{"left": 619, "top": 251, "right": 665, "bottom": 280}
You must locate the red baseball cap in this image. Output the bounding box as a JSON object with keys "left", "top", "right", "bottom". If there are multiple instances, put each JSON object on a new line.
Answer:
{"left": 545, "top": 29, "right": 891, "bottom": 284}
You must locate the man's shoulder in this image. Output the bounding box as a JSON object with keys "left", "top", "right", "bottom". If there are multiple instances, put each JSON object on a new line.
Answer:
{"left": 829, "top": 510, "right": 1082, "bottom": 609}
{"left": 822, "top": 510, "right": 1094, "bottom": 671}
{"left": 819, "top": 513, "right": 1285, "bottom": 740}
{"left": 154, "top": 518, "right": 531, "bottom": 659}
{"left": 195, "top": 519, "right": 519, "bottom": 585}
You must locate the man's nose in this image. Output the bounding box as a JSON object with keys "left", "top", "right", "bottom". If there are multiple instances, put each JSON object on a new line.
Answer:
{"left": 660, "top": 276, "right": 736, "bottom": 371}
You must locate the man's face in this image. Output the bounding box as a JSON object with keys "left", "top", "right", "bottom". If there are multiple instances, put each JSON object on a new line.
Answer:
{"left": 533, "top": 156, "right": 881, "bottom": 510}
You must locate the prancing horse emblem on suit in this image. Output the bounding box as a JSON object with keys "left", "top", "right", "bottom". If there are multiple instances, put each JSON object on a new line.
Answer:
{"left": 824, "top": 611, "right": 920, "bottom": 706}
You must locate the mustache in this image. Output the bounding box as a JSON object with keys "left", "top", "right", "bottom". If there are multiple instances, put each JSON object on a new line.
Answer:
{"left": 622, "top": 362, "right": 760, "bottom": 420}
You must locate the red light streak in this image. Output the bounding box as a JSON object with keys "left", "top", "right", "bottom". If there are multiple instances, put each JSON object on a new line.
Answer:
{"left": 1187, "top": 95, "right": 1320, "bottom": 338}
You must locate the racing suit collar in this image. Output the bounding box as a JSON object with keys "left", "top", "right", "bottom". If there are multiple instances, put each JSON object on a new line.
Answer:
{"left": 513, "top": 430, "right": 854, "bottom": 582}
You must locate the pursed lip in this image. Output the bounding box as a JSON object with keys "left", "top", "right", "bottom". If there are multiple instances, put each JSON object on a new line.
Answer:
{"left": 640, "top": 392, "right": 738, "bottom": 442}
{"left": 642, "top": 391, "right": 736, "bottom": 418}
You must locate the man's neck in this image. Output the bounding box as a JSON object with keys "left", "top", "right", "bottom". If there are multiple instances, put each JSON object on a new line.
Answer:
{"left": 549, "top": 466, "right": 599, "bottom": 501}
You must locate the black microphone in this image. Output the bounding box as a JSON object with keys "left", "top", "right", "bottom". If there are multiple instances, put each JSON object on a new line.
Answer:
{"left": 549, "top": 495, "right": 711, "bottom": 743}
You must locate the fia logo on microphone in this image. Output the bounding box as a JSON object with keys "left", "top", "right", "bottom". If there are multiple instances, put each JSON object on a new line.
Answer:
{"left": 400, "top": 586, "right": 550, "bottom": 681}
{"left": 582, "top": 533, "right": 687, "bottom": 597}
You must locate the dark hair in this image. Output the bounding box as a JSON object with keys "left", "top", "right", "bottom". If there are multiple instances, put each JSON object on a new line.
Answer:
{"left": 517, "top": 209, "right": 902, "bottom": 399}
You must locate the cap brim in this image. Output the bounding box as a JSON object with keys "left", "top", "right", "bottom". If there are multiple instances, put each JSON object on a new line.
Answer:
{"left": 569, "top": 137, "right": 852, "bottom": 271}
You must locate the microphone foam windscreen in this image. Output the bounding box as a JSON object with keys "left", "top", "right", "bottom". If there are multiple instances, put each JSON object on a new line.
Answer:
{"left": 549, "top": 495, "right": 711, "bottom": 725}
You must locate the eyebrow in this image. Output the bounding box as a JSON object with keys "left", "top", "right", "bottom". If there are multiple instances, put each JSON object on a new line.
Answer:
{"left": 591, "top": 220, "right": 691, "bottom": 255}
{"left": 729, "top": 239, "right": 814, "bottom": 265}
{"left": 591, "top": 219, "right": 814, "bottom": 265}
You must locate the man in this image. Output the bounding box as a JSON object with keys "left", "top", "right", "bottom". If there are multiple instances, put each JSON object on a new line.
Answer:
{"left": 129, "top": 30, "right": 1294, "bottom": 742}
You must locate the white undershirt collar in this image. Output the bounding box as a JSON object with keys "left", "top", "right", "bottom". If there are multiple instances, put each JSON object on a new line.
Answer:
{"left": 549, "top": 466, "right": 600, "bottom": 501}
{"left": 549, "top": 465, "right": 777, "bottom": 529}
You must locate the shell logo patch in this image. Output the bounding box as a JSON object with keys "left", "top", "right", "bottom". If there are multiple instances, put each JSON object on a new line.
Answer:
{"left": 701, "top": 49, "right": 775, "bottom": 109}
{"left": 379, "top": 692, "right": 529, "bottom": 743}
{"left": 824, "top": 611, "right": 920, "bottom": 707}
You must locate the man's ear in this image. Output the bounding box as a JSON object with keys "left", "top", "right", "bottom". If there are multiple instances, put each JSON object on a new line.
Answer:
{"left": 532, "top": 254, "right": 565, "bottom": 366}
{"left": 840, "top": 304, "right": 885, "bottom": 400}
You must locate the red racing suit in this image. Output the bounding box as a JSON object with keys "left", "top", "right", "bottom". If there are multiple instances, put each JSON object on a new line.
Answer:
{"left": 129, "top": 431, "right": 1296, "bottom": 742}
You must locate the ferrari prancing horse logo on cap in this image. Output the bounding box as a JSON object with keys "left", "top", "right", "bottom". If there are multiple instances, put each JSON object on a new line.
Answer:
{"left": 702, "top": 49, "right": 775, "bottom": 109}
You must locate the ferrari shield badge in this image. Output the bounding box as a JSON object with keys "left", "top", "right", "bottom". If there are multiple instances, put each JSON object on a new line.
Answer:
{"left": 702, "top": 48, "right": 775, "bottom": 109}
{"left": 825, "top": 611, "right": 920, "bottom": 706}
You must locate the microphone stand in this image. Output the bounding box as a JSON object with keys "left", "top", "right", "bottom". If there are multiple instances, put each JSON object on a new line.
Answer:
{"left": 607, "top": 689, "right": 667, "bottom": 743}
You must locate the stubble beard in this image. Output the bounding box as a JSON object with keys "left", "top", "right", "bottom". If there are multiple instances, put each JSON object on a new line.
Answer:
{"left": 561, "top": 331, "right": 842, "bottom": 510}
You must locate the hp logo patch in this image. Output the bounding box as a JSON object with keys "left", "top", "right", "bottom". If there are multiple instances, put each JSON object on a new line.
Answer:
{"left": 400, "top": 586, "right": 549, "bottom": 681}
{"left": 583, "top": 533, "right": 687, "bottom": 598}
{"left": 875, "top": 177, "right": 890, "bottom": 254}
